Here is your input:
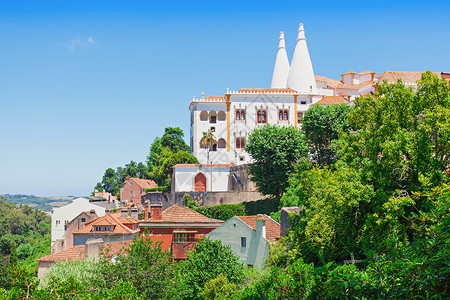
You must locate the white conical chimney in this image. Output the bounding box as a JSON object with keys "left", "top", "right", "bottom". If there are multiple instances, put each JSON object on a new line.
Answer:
{"left": 271, "top": 32, "right": 290, "bottom": 88}
{"left": 286, "top": 23, "right": 318, "bottom": 94}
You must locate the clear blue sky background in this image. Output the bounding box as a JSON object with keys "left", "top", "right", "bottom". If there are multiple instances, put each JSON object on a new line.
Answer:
{"left": 1, "top": 0, "right": 449, "bottom": 196}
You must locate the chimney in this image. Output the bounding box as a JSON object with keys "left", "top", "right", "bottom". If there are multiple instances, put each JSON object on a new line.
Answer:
{"left": 121, "top": 208, "right": 129, "bottom": 218}
{"left": 84, "top": 238, "right": 105, "bottom": 261}
{"left": 130, "top": 207, "right": 138, "bottom": 219}
{"left": 150, "top": 202, "right": 162, "bottom": 221}
{"left": 90, "top": 209, "right": 96, "bottom": 217}
{"left": 144, "top": 201, "right": 149, "bottom": 220}
{"left": 105, "top": 207, "right": 110, "bottom": 214}
{"left": 256, "top": 214, "right": 266, "bottom": 240}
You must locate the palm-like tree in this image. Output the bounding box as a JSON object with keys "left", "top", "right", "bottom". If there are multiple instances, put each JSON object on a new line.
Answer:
{"left": 200, "top": 129, "right": 217, "bottom": 166}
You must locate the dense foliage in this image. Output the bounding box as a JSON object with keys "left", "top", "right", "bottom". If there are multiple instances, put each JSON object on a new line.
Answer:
{"left": 192, "top": 197, "right": 280, "bottom": 221}
{"left": 94, "top": 127, "right": 191, "bottom": 197}
{"left": 246, "top": 124, "right": 307, "bottom": 197}
{"left": 301, "top": 103, "right": 352, "bottom": 166}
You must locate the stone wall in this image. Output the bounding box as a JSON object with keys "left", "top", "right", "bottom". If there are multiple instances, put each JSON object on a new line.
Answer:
{"left": 142, "top": 191, "right": 268, "bottom": 210}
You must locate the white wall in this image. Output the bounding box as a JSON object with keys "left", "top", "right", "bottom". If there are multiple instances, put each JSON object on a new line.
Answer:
{"left": 51, "top": 198, "right": 106, "bottom": 245}
{"left": 173, "top": 165, "right": 231, "bottom": 192}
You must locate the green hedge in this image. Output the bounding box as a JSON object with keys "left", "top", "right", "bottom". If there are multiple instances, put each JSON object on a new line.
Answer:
{"left": 193, "top": 197, "right": 280, "bottom": 221}
{"left": 144, "top": 186, "right": 170, "bottom": 193}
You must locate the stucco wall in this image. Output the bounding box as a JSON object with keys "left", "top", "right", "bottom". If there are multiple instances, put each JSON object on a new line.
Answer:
{"left": 73, "top": 233, "right": 138, "bottom": 246}
{"left": 51, "top": 198, "right": 106, "bottom": 246}
{"left": 207, "top": 216, "right": 269, "bottom": 269}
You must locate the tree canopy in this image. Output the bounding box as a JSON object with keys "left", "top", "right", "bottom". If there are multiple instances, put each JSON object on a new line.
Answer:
{"left": 246, "top": 124, "right": 307, "bottom": 197}
{"left": 301, "top": 103, "right": 352, "bottom": 166}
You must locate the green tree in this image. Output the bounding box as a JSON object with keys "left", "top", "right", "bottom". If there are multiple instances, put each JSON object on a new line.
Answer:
{"left": 9, "top": 241, "right": 18, "bottom": 267}
{"left": 302, "top": 103, "right": 352, "bottom": 166}
{"left": 161, "top": 127, "right": 190, "bottom": 153}
{"left": 176, "top": 238, "right": 244, "bottom": 300}
{"left": 101, "top": 168, "right": 119, "bottom": 195}
{"left": 336, "top": 71, "right": 450, "bottom": 202}
{"left": 203, "top": 273, "right": 237, "bottom": 300}
{"left": 246, "top": 124, "right": 307, "bottom": 197}
{"left": 158, "top": 151, "right": 199, "bottom": 182}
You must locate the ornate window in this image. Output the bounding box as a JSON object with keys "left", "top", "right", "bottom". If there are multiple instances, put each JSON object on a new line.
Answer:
{"left": 236, "top": 138, "right": 246, "bottom": 149}
{"left": 235, "top": 109, "right": 245, "bottom": 121}
{"left": 279, "top": 109, "right": 288, "bottom": 121}
{"left": 257, "top": 110, "right": 266, "bottom": 123}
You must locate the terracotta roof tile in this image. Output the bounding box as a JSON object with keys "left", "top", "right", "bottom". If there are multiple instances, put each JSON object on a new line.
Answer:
{"left": 37, "top": 241, "right": 132, "bottom": 262}
{"left": 341, "top": 70, "right": 357, "bottom": 75}
{"left": 378, "top": 71, "right": 440, "bottom": 85}
{"left": 315, "top": 75, "right": 342, "bottom": 89}
{"left": 37, "top": 245, "right": 85, "bottom": 262}
{"left": 143, "top": 204, "right": 223, "bottom": 224}
{"left": 337, "top": 80, "right": 374, "bottom": 90}
{"left": 237, "top": 215, "right": 280, "bottom": 242}
{"left": 204, "top": 96, "right": 225, "bottom": 102}
{"left": 130, "top": 178, "right": 158, "bottom": 189}
{"left": 314, "top": 96, "right": 348, "bottom": 106}
{"left": 359, "top": 70, "right": 376, "bottom": 75}
{"left": 73, "top": 213, "right": 139, "bottom": 235}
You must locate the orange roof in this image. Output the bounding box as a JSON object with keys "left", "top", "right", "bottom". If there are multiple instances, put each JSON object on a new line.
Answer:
{"left": 237, "top": 215, "right": 280, "bottom": 242}
{"left": 359, "top": 70, "right": 376, "bottom": 75}
{"left": 338, "top": 92, "right": 351, "bottom": 97}
{"left": 236, "top": 88, "right": 297, "bottom": 94}
{"left": 143, "top": 204, "right": 223, "bottom": 224}
{"left": 337, "top": 80, "right": 373, "bottom": 90}
{"left": 37, "top": 245, "right": 85, "bottom": 262}
{"left": 315, "top": 75, "right": 342, "bottom": 89}
{"left": 314, "top": 96, "right": 347, "bottom": 106}
{"left": 378, "top": 71, "right": 440, "bottom": 85}
{"left": 128, "top": 177, "right": 158, "bottom": 189}
{"left": 37, "top": 241, "right": 131, "bottom": 262}
{"left": 73, "top": 212, "right": 139, "bottom": 235}
{"left": 204, "top": 96, "right": 225, "bottom": 102}
{"left": 341, "top": 70, "right": 357, "bottom": 75}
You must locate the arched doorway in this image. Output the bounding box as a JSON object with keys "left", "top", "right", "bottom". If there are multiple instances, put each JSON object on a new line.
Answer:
{"left": 194, "top": 173, "right": 206, "bottom": 192}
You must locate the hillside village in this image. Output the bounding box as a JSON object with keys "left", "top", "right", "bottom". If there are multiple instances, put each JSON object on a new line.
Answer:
{"left": 1, "top": 22, "right": 449, "bottom": 299}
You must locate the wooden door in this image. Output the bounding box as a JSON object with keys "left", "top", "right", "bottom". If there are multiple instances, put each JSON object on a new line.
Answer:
{"left": 194, "top": 173, "right": 206, "bottom": 192}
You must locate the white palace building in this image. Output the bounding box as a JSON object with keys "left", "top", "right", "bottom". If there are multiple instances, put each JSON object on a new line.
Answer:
{"left": 172, "top": 23, "right": 383, "bottom": 193}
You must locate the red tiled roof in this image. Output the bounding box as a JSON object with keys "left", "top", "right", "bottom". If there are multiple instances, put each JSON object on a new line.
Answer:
{"left": 73, "top": 213, "right": 139, "bottom": 235}
{"left": 130, "top": 178, "right": 158, "bottom": 189}
{"left": 237, "top": 215, "right": 280, "bottom": 242}
{"left": 314, "top": 96, "right": 348, "bottom": 106}
{"left": 37, "top": 245, "right": 85, "bottom": 262}
{"left": 143, "top": 204, "right": 223, "bottom": 224}
{"left": 337, "top": 80, "right": 373, "bottom": 90}
{"left": 315, "top": 75, "right": 342, "bottom": 89}
{"left": 37, "top": 241, "right": 131, "bottom": 262}
{"left": 378, "top": 71, "right": 440, "bottom": 85}
{"left": 204, "top": 96, "right": 225, "bottom": 102}
{"left": 341, "top": 70, "right": 357, "bottom": 75}
{"left": 359, "top": 70, "right": 376, "bottom": 75}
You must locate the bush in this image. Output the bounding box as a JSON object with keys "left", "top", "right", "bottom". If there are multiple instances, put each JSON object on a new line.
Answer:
{"left": 17, "top": 244, "right": 33, "bottom": 260}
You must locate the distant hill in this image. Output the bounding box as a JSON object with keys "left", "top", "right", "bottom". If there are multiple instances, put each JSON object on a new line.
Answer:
{"left": 0, "top": 194, "right": 75, "bottom": 212}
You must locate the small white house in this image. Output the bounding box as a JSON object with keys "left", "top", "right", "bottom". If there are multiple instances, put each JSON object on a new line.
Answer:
{"left": 51, "top": 198, "right": 107, "bottom": 246}
{"left": 206, "top": 214, "right": 280, "bottom": 269}
{"left": 172, "top": 164, "right": 232, "bottom": 192}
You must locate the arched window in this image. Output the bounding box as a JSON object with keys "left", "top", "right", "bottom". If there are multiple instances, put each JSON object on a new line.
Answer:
{"left": 218, "top": 110, "right": 226, "bottom": 121}
{"left": 257, "top": 110, "right": 266, "bottom": 123}
{"left": 236, "top": 138, "right": 246, "bottom": 149}
{"left": 200, "top": 110, "right": 208, "bottom": 121}
{"left": 209, "top": 110, "right": 217, "bottom": 123}
{"left": 235, "top": 109, "right": 245, "bottom": 121}
{"left": 279, "top": 109, "right": 288, "bottom": 121}
{"left": 218, "top": 138, "right": 226, "bottom": 149}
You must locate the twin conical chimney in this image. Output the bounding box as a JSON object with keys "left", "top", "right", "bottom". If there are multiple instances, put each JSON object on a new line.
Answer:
{"left": 270, "top": 32, "right": 290, "bottom": 88}
{"left": 271, "top": 23, "right": 318, "bottom": 94}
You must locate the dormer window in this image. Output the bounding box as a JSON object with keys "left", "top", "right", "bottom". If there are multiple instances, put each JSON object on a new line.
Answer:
{"left": 93, "top": 226, "right": 114, "bottom": 232}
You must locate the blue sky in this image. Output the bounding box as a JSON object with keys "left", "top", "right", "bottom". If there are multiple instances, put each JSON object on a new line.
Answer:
{"left": 1, "top": 0, "right": 449, "bottom": 196}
